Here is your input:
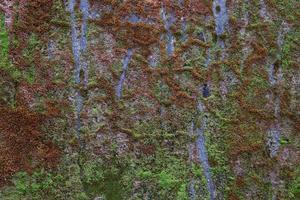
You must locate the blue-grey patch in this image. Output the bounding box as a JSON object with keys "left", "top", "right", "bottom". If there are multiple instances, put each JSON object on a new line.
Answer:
{"left": 116, "top": 48, "right": 133, "bottom": 99}
{"left": 213, "top": 0, "right": 229, "bottom": 36}
{"left": 161, "top": 4, "right": 175, "bottom": 56}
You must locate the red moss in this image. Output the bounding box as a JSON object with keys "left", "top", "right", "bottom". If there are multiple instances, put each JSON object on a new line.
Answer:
{"left": 228, "top": 192, "right": 240, "bottom": 200}
{"left": 0, "top": 105, "right": 60, "bottom": 186}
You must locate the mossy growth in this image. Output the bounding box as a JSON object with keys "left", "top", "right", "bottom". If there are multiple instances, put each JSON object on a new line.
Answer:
{"left": 288, "top": 167, "right": 300, "bottom": 199}
{"left": 0, "top": 17, "right": 39, "bottom": 85}
{"left": 281, "top": 28, "right": 299, "bottom": 71}
{"left": 0, "top": 14, "right": 21, "bottom": 81}
{"left": 0, "top": 14, "right": 9, "bottom": 57}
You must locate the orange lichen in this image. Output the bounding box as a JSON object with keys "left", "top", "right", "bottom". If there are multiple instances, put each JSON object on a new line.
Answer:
{"left": 0, "top": 105, "right": 60, "bottom": 186}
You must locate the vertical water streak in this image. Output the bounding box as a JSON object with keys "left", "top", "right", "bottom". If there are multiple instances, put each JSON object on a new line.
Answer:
{"left": 80, "top": 0, "right": 89, "bottom": 85}
{"left": 191, "top": 85, "right": 215, "bottom": 199}
{"left": 277, "top": 22, "right": 290, "bottom": 52}
{"left": 47, "top": 40, "right": 54, "bottom": 59}
{"left": 240, "top": 0, "right": 250, "bottom": 70}
{"left": 181, "top": 16, "right": 187, "bottom": 42}
{"left": 267, "top": 123, "right": 281, "bottom": 158}
{"left": 267, "top": 22, "right": 289, "bottom": 158}
{"left": 69, "top": 0, "right": 81, "bottom": 85}
{"left": 68, "top": 0, "right": 83, "bottom": 140}
{"left": 212, "top": 0, "right": 229, "bottom": 99}
{"left": 149, "top": 47, "right": 160, "bottom": 68}
{"left": 191, "top": 2, "right": 229, "bottom": 198}
{"left": 180, "top": 4, "right": 195, "bottom": 196}
{"left": 68, "top": 0, "right": 90, "bottom": 148}
{"left": 116, "top": 48, "right": 133, "bottom": 100}
{"left": 259, "top": 0, "right": 271, "bottom": 21}
{"left": 195, "top": 100, "right": 216, "bottom": 200}
{"left": 265, "top": 21, "right": 290, "bottom": 200}
{"left": 188, "top": 178, "right": 196, "bottom": 200}
{"left": 115, "top": 14, "right": 141, "bottom": 100}
{"left": 68, "top": 0, "right": 90, "bottom": 194}
{"left": 200, "top": 30, "right": 211, "bottom": 68}
{"left": 213, "top": 0, "right": 229, "bottom": 37}
{"left": 268, "top": 64, "right": 276, "bottom": 86}
{"left": 157, "top": 5, "right": 175, "bottom": 129}
{"left": 161, "top": 2, "right": 175, "bottom": 56}
{"left": 197, "top": 27, "right": 211, "bottom": 68}
{"left": 188, "top": 2, "right": 228, "bottom": 198}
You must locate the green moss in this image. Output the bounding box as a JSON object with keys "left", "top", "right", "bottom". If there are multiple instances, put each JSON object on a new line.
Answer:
{"left": 22, "top": 34, "right": 40, "bottom": 61}
{"left": 84, "top": 172, "right": 123, "bottom": 200}
{"left": 273, "top": 0, "right": 299, "bottom": 21}
{"left": 279, "top": 138, "right": 289, "bottom": 145}
{"left": 24, "top": 65, "right": 36, "bottom": 84}
{"left": 176, "top": 183, "right": 188, "bottom": 200}
{"left": 3, "top": 169, "right": 64, "bottom": 199}
{"left": 288, "top": 167, "right": 300, "bottom": 199}
{"left": 281, "top": 28, "right": 299, "bottom": 71}
{"left": 191, "top": 163, "right": 203, "bottom": 177}
{"left": 102, "top": 174, "right": 124, "bottom": 200}
{"left": 121, "top": 128, "right": 143, "bottom": 140}
{"left": 0, "top": 14, "right": 21, "bottom": 81}
{"left": 137, "top": 170, "right": 153, "bottom": 180}
{"left": 0, "top": 17, "right": 39, "bottom": 84}
{"left": 0, "top": 15, "right": 9, "bottom": 57}
{"left": 158, "top": 170, "right": 179, "bottom": 189}
{"left": 112, "top": 61, "right": 123, "bottom": 73}
{"left": 50, "top": 19, "right": 71, "bottom": 28}
{"left": 82, "top": 161, "right": 104, "bottom": 184}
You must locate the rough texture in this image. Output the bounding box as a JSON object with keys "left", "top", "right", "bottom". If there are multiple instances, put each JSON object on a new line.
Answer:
{"left": 0, "top": 0, "right": 299, "bottom": 200}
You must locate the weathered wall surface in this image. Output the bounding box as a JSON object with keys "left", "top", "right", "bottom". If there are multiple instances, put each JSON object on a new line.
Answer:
{"left": 0, "top": 0, "right": 299, "bottom": 199}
